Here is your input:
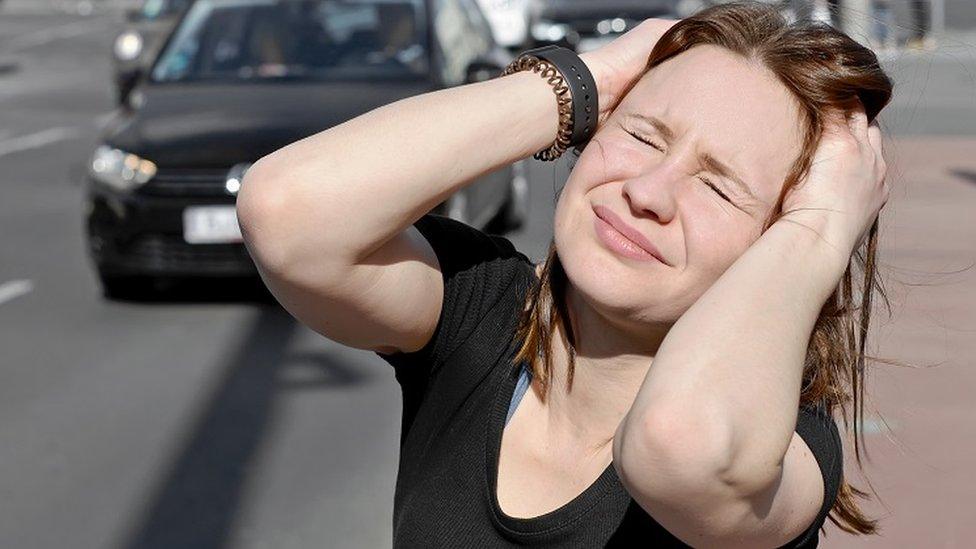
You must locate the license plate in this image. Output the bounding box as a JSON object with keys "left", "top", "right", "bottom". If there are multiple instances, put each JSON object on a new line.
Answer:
{"left": 183, "top": 206, "right": 243, "bottom": 244}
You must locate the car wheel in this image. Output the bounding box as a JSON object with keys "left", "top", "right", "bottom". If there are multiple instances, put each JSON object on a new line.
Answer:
{"left": 487, "top": 161, "right": 529, "bottom": 233}
{"left": 98, "top": 271, "right": 149, "bottom": 301}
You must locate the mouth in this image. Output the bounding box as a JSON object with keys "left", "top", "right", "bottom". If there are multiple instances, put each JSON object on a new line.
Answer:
{"left": 592, "top": 205, "right": 670, "bottom": 266}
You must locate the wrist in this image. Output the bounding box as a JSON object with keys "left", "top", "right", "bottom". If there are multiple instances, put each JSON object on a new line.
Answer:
{"left": 577, "top": 52, "right": 615, "bottom": 123}
{"left": 770, "top": 212, "right": 855, "bottom": 276}
{"left": 506, "top": 46, "right": 598, "bottom": 160}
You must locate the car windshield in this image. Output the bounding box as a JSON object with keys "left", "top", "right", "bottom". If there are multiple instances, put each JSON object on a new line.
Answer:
{"left": 151, "top": 0, "right": 429, "bottom": 82}
{"left": 141, "top": 0, "right": 192, "bottom": 20}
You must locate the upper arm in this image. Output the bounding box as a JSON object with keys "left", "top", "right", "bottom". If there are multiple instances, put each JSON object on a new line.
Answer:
{"left": 254, "top": 223, "right": 445, "bottom": 355}
{"left": 618, "top": 414, "right": 840, "bottom": 548}
{"left": 236, "top": 159, "right": 445, "bottom": 355}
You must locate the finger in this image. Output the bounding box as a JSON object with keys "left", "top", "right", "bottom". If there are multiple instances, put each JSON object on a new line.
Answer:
{"left": 847, "top": 108, "right": 869, "bottom": 145}
{"left": 866, "top": 120, "right": 887, "bottom": 185}
{"left": 821, "top": 108, "right": 849, "bottom": 138}
{"left": 866, "top": 120, "right": 884, "bottom": 157}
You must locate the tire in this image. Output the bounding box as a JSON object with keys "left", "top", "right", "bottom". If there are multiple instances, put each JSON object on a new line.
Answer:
{"left": 98, "top": 271, "right": 149, "bottom": 301}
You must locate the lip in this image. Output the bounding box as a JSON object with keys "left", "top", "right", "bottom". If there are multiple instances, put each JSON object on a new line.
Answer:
{"left": 592, "top": 205, "right": 670, "bottom": 265}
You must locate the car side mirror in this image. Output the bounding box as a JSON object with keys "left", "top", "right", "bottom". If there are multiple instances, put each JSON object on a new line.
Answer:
{"left": 465, "top": 59, "right": 502, "bottom": 84}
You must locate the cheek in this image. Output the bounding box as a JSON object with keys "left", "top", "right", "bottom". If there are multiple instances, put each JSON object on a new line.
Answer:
{"left": 682, "top": 207, "right": 758, "bottom": 282}
{"left": 555, "top": 145, "right": 642, "bottom": 255}
{"left": 566, "top": 135, "right": 644, "bottom": 194}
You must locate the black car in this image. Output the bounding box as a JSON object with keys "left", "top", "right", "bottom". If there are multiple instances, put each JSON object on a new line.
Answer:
{"left": 527, "top": 0, "right": 678, "bottom": 52}
{"left": 86, "top": 0, "right": 527, "bottom": 298}
{"left": 112, "top": 0, "right": 194, "bottom": 104}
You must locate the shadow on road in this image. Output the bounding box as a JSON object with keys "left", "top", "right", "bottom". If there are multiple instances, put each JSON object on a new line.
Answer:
{"left": 0, "top": 60, "right": 19, "bottom": 76}
{"left": 276, "top": 350, "right": 369, "bottom": 390}
{"left": 950, "top": 168, "right": 976, "bottom": 185}
{"left": 117, "top": 304, "right": 368, "bottom": 548}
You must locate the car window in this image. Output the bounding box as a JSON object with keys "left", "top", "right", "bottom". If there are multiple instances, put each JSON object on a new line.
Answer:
{"left": 459, "top": 0, "right": 495, "bottom": 46}
{"left": 432, "top": 0, "right": 491, "bottom": 85}
{"left": 151, "top": 0, "right": 430, "bottom": 82}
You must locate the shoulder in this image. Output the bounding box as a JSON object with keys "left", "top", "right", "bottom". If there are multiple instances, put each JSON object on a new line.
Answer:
{"left": 787, "top": 405, "right": 844, "bottom": 546}
{"left": 379, "top": 214, "right": 537, "bottom": 372}
{"left": 413, "top": 214, "right": 529, "bottom": 275}
{"left": 795, "top": 405, "right": 843, "bottom": 500}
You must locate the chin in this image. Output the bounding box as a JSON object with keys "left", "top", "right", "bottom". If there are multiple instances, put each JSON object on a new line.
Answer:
{"left": 553, "top": 183, "right": 690, "bottom": 327}
{"left": 555, "top": 224, "right": 686, "bottom": 328}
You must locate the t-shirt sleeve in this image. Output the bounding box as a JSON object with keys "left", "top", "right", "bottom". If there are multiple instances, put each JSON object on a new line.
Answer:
{"left": 375, "top": 213, "right": 533, "bottom": 380}
{"left": 781, "top": 405, "right": 844, "bottom": 548}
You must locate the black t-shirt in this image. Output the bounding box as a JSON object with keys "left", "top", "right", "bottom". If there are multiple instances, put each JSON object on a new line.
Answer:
{"left": 377, "top": 214, "right": 843, "bottom": 548}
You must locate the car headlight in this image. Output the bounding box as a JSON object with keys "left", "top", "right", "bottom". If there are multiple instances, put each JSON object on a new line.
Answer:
{"left": 224, "top": 162, "right": 251, "bottom": 195}
{"left": 531, "top": 20, "right": 570, "bottom": 42}
{"left": 114, "top": 30, "right": 144, "bottom": 62}
{"left": 90, "top": 145, "right": 157, "bottom": 192}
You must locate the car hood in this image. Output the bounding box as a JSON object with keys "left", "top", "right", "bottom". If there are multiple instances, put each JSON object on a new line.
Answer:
{"left": 104, "top": 79, "right": 435, "bottom": 169}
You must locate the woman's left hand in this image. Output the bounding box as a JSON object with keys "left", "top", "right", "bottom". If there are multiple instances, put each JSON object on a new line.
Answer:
{"left": 579, "top": 18, "right": 679, "bottom": 128}
{"left": 780, "top": 107, "right": 889, "bottom": 254}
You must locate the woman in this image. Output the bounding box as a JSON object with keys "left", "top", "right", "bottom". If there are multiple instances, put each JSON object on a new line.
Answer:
{"left": 238, "top": 2, "right": 891, "bottom": 546}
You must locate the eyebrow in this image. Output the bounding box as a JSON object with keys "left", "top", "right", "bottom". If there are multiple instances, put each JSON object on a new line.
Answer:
{"left": 626, "top": 113, "right": 761, "bottom": 204}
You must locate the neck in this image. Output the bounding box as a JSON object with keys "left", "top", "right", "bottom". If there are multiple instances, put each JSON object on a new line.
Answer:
{"left": 538, "top": 283, "right": 670, "bottom": 454}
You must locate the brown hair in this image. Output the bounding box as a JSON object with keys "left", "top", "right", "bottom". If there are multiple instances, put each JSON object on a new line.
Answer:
{"left": 514, "top": 1, "right": 893, "bottom": 536}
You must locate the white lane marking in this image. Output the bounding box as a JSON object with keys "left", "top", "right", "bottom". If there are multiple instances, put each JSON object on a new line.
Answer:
{"left": 2, "top": 17, "right": 110, "bottom": 53}
{"left": 0, "top": 127, "right": 81, "bottom": 158}
{"left": 0, "top": 280, "right": 34, "bottom": 306}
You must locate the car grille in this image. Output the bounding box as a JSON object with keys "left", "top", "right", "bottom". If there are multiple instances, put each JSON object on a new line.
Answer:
{"left": 141, "top": 168, "right": 231, "bottom": 197}
{"left": 117, "top": 234, "right": 256, "bottom": 274}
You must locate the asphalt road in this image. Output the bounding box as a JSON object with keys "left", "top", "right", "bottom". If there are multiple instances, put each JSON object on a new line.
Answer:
{"left": 0, "top": 3, "right": 974, "bottom": 549}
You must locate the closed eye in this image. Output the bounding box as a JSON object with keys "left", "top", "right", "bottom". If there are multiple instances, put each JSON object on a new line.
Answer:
{"left": 628, "top": 129, "right": 734, "bottom": 205}
{"left": 699, "top": 175, "right": 733, "bottom": 203}
{"left": 627, "top": 130, "right": 665, "bottom": 152}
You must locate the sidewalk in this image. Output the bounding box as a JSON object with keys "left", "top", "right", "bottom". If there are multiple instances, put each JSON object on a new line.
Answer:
{"left": 824, "top": 136, "right": 976, "bottom": 547}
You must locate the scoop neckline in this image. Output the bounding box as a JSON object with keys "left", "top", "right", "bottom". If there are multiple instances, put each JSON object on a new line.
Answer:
{"left": 485, "top": 360, "right": 621, "bottom": 537}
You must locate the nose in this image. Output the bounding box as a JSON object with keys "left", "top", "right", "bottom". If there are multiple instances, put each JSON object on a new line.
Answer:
{"left": 622, "top": 163, "right": 679, "bottom": 224}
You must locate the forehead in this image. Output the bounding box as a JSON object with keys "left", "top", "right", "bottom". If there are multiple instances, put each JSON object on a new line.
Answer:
{"left": 619, "top": 45, "right": 804, "bottom": 202}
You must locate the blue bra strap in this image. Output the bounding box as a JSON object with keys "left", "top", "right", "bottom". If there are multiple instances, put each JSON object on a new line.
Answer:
{"left": 505, "top": 363, "right": 533, "bottom": 426}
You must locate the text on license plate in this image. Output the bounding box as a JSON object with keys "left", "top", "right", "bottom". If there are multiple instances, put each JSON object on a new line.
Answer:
{"left": 183, "top": 206, "right": 243, "bottom": 244}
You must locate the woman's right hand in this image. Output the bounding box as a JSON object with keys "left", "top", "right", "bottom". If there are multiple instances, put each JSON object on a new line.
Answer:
{"left": 579, "top": 18, "right": 679, "bottom": 127}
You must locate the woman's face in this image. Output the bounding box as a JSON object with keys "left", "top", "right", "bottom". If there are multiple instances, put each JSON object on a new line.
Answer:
{"left": 554, "top": 45, "right": 805, "bottom": 328}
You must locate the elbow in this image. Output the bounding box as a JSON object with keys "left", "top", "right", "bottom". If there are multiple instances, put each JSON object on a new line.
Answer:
{"left": 614, "top": 406, "right": 740, "bottom": 502}
{"left": 614, "top": 407, "right": 788, "bottom": 545}
{"left": 236, "top": 157, "right": 294, "bottom": 274}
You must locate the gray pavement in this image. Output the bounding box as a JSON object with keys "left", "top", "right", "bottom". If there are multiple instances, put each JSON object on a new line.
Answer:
{"left": 0, "top": 9, "right": 402, "bottom": 549}
{"left": 0, "top": 4, "right": 974, "bottom": 548}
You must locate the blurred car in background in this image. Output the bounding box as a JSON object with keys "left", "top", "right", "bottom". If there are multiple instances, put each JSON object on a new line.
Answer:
{"left": 474, "top": 0, "right": 530, "bottom": 50}
{"left": 527, "top": 0, "right": 679, "bottom": 52}
{"left": 113, "top": 0, "right": 194, "bottom": 104}
{"left": 86, "top": 0, "right": 527, "bottom": 298}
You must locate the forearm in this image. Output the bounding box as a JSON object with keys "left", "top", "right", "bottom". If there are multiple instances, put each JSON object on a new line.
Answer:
{"left": 237, "top": 70, "right": 557, "bottom": 270}
{"left": 618, "top": 215, "right": 852, "bottom": 493}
